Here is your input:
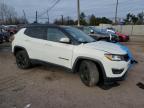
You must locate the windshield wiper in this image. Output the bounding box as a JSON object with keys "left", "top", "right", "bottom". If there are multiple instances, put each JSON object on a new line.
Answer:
{"left": 80, "top": 41, "right": 96, "bottom": 44}
{"left": 92, "top": 40, "right": 96, "bottom": 42}
{"left": 79, "top": 41, "right": 88, "bottom": 44}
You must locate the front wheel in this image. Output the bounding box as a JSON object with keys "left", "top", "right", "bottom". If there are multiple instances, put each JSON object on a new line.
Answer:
{"left": 16, "top": 50, "right": 31, "bottom": 69}
{"left": 79, "top": 60, "right": 99, "bottom": 87}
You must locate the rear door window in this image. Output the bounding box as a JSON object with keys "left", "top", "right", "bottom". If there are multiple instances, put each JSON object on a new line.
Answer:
{"left": 24, "top": 27, "right": 47, "bottom": 39}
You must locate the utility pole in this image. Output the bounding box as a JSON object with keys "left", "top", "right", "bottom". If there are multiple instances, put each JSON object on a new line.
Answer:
{"left": 67, "top": 16, "right": 70, "bottom": 25}
{"left": 77, "top": 0, "right": 80, "bottom": 26}
{"left": 61, "top": 15, "right": 64, "bottom": 25}
{"left": 115, "top": 0, "right": 118, "bottom": 24}
{"left": 46, "top": 10, "right": 49, "bottom": 24}
{"left": 142, "top": 10, "right": 144, "bottom": 24}
{"left": 35, "top": 11, "right": 38, "bottom": 23}
{"left": 23, "top": 10, "right": 27, "bottom": 24}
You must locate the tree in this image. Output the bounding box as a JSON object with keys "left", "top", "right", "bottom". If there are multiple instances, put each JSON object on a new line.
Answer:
{"left": 89, "top": 14, "right": 97, "bottom": 25}
{"left": 124, "top": 13, "right": 131, "bottom": 24}
{"left": 53, "top": 13, "right": 112, "bottom": 26}
{"left": 100, "top": 17, "right": 112, "bottom": 24}
{"left": 0, "top": 2, "right": 17, "bottom": 24}
{"left": 68, "top": 19, "right": 75, "bottom": 25}
{"left": 124, "top": 12, "right": 144, "bottom": 25}
{"left": 131, "top": 15, "right": 138, "bottom": 24}
{"left": 137, "top": 12, "right": 144, "bottom": 25}
{"left": 0, "top": 1, "right": 28, "bottom": 25}
{"left": 124, "top": 13, "right": 138, "bottom": 24}
{"left": 89, "top": 15, "right": 112, "bottom": 26}
{"left": 54, "top": 16, "right": 75, "bottom": 25}
{"left": 79, "top": 12, "right": 87, "bottom": 25}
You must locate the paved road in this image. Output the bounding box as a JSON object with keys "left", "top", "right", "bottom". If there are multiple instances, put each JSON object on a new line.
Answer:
{"left": 0, "top": 43, "right": 11, "bottom": 53}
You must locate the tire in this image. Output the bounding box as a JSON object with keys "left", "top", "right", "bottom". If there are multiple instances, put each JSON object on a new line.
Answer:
{"left": 79, "top": 60, "right": 99, "bottom": 87}
{"left": 119, "top": 37, "right": 123, "bottom": 42}
{"left": 0, "top": 40, "right": 3, "bottom": 44}
{"left": 15, "top": 50, "right": 31, "bottom": 69}
{"left": 5, "top": 36, "right": 9, "bottom": 42}
{"left": 10, "top": 32, "right": 14, "bottom": 37}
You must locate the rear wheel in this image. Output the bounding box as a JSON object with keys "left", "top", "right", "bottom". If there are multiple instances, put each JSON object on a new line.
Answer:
{"left": 79, "top": 60, "right": 99, "bottom": 87}
{"left": 16, "top": 50, "right": 31, "bottom": 69}
{"left": 0, "top": 40, "right": 3, "bottom": 44}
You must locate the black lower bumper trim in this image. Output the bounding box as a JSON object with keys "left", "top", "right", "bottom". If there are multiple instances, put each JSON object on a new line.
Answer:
{"left": 104, "top": 72, "right": 128, "bottom": 83}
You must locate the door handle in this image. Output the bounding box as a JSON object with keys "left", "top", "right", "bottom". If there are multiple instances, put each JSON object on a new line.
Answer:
{"left": 24, "top": 39, "right": 30, "bottom": 42}
{"left": 44, "top": 43, "right": 53, "bottom": 47}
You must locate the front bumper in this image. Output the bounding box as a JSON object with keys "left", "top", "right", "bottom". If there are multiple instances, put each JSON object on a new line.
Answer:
{"left": 102, "top": 58, "right": 131, "bottom": 82}
{"left": 103, "top": 70, "right": 128, "bottom": 83}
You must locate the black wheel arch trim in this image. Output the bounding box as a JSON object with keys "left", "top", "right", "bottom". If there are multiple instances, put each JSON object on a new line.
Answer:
{"left": 72, "top": 56, "right": 107, "bottom": 78}
{"left": 13, "top": 46, "right": 28, "bottom": 56}
{"left": 72, "top": 56, "right": 128, "bottom": 83}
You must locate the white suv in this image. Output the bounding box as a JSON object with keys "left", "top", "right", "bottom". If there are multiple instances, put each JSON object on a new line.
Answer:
{"left": 12, "top": 24, "right": 131, "bottom": 87}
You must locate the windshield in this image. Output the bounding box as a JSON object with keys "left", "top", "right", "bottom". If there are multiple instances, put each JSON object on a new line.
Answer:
{"left": 64, "top": 27, "right": 95, "bottom": 43}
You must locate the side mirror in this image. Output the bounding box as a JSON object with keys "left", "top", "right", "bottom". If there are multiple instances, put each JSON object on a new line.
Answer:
{"left": 90, "top": 29, "right": 94, "bottom": 34}
{"left": 59, "top": 37, "right": 70, "bottom": 43}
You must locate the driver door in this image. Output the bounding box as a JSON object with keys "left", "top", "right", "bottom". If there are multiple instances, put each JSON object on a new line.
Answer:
{"left": 43, "top": 27, "right": 74, "bottom": 68}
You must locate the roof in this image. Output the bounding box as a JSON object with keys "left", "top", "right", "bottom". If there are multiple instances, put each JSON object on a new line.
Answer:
{"left": 26, "top": 23, "right": 60, "bottom": 28}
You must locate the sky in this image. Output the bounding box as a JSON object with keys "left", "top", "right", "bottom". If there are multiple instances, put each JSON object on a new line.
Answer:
{"left": 2, "top": 0, "right": 144, "bottom": 22}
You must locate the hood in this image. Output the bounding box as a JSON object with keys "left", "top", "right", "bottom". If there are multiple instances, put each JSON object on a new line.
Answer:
{"left": 116, "top": 32, "right": 128, "bottom": 37}
{"left": 84, "top": 41, "right": 127, "bottom": 54}
{"left": 90, "top": 33, "right": 109, "bottom": 37}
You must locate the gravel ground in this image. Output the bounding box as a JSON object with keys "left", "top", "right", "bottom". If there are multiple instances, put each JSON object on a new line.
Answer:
{"left": 0, "top": 39, "right": 144, "bottom": 108}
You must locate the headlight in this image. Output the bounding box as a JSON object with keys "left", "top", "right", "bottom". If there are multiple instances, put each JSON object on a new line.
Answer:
{"left": 105, "top": 54, "right": 123, "bottom": 61}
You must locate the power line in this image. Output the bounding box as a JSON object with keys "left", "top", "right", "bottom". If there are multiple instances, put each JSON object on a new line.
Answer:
{"left": 81, "top": 2, "right": 144, "bottom": 14}
{"left": 48, "top": 0, "right": 56, "bottom": 4}
{"left": 80, "top": 0, "right": 143, "bottom": 10}
{"left": 38, "top": 0, "right": 60, "bottom": 18}
{"left": 81, "top": 0, "right": 143, "bottom": 15}
{"left": 109, "top": 0, "right": 142, "bottom": 6}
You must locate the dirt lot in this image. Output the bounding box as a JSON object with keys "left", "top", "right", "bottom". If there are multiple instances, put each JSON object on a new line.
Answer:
{"left": 0, "top": 37, "right": 144, "bottom": 108}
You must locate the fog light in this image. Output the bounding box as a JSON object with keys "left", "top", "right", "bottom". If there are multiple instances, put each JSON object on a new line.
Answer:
{"left": 112, "top": 69, "right": 124, "bottom": 74}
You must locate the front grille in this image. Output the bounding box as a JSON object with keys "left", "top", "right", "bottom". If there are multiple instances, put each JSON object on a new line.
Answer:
{"left": 123, "top": 54, "right": 129, "bottom": 62}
